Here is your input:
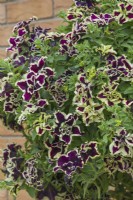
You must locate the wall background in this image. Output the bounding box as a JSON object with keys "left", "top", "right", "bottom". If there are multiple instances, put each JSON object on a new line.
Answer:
{"left": 0, "top": 0, "right": 73, "bottom": 58}
{"left": 0, "top": 0, "right": 73, "bottom": 199}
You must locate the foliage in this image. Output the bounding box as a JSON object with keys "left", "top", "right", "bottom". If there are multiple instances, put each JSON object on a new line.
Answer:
{"left": 0, "top": 0, "right": 133, "bottom": 199}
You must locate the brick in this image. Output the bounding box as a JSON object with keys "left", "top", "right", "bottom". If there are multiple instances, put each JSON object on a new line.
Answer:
{"left": 0, "top": 161, "right": 5, "bottom": 180}
{"left": 0, "top": 25, "right": 13, "bottom": 46}
{"left": 0, "top": 136, "right": 26, "bottom": 149}
{"left": 0, "top": 190, "right": 7, "bottom": 200}
{"left": 9, "top": 190, "right": 33, "bottom": 200}
{"left": 0, "top": 120, "right": 22, "bottom": 136}
{"left": 0, "top": 4, "right": 6, "bottom": 23}
{"left": 0, "top": 0, "right": 15, "bottom": 2}
{"left": 32, "top": 18, "right": 63, "bottom": 31}
{"left": 0, "top": 48, "right": 7, "bottom": 58}
{"left": 54, "top": 0, "right": 73, "bottom": 15}
{"left": 6, "top": 0, "right": 53, "bottom": 23}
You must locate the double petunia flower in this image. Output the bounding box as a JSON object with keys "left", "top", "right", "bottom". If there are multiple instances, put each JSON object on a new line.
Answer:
{"left": 109, "top": 128, "right": 133, "bottom": 157}
{"left": 46, "top": 111, "right": 82, "bottom": 159}
{"left": 17, "top": 58, "right": 54, "bottom": 101}
{"left": 54, "top": 141, "right": 99, "bottom": 176}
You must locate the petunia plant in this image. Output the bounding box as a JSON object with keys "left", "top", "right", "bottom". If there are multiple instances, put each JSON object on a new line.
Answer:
{"left": 0, "top": 0, "right": 133, "bottom": 199}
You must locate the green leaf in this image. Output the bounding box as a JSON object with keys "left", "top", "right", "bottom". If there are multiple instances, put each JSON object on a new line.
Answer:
{"left": 25, "top": 185, "right": 36, "bottom": 198}
{"left": 83, "top": 182, "right": 90, "bottom": 198}
{"left": 32, "top": 130, "right": 37, "bottom": 140}
{"left": 123, "top": 87, "right": 133, "bottom": 94}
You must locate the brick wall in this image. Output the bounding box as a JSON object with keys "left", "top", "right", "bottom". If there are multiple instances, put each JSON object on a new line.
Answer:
{"left": 0, "top": 0, "right": 73, "bottom": 58}
{"left": 0, "top": 0, "right": 73, "bottom": 199}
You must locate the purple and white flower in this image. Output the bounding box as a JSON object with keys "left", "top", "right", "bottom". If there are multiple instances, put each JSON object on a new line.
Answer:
{"left": 114, "top": 3, "right": 133, "bottom": 24}
{"left": 54, "top": 111, "right": 81, "bottom": 143}
{"left": 8, "top": 17, "right": 37, "bottom": 51}
{"left": 7, "top": 17, "right": 50, "bottom": 68}
{"left": 60, "top": 31, "right": 79, "bottom": 56}
{"left": 76, "top": 100, "right": 104, "bottom": 125}
{"left": 2, "top": 144, "right": 24, "bottom": 181}
{"left": 67, "top": 7, "right": 85, "bottom": 21}
{"left": 74, "top": 73, "right": 104, "bottom": 125}
{"left": 73, "top": 73, "right": 92, "bottom": 105}
{"left": 0, "top": 73, "right": 20, "bottom": 113}
{"left": 29, "top": 57, "right": 45, "bottom": 74}
{"left": 104, "top": 155, "right": 132, "bottom": 175}
{"left": 13, "top": 55, "right": 26, "bottom": 68}
{"left": 4, "top": 89, "right": 19, "bottom": 113}
{"left": 97, "top": 83, "right": 123, "bottom": 107}
{"left": 46, "top": 111, "right": 82, "bottom": 159}
{"left": 17, "top": 99, "right": 48, "bottom": 125}
{"left": 13, "top": 17, "right": 37, "bottom": 32}
{"left": 54, "top": 150, "right": 83, "bottom": 176}
{"left": 60, "top": 21, "right": 87, "bottom": 56}
{"left": 54, "top": 141, "right": 100, "bottom": 176}
{"left": 89, "top": 13, "right": 114, "bottom": 26}
{"left": 74, "top": 0, "right": 94, "bottom": 8}
{"left": 17, "top": 71, "right": 45, "bottom": 101}
{"left": 106, "top": 54, "right": 133, "bottom": 82}
{"left": 22, "top": 158, "right": 44, "bottom": 190}
{"left": 17, "top": 57, "right": 54, "bottom": 101}
{"left": 109, "top": 128, "right": 133, "bottom": 157}
{"left": 34, "top": 114, "right": 51, "bottom": 136}
{"left": 48, "top": 69, "right": 73, "bottom": 107}
{"left": 80, "top": 141, "right": 100, "bottom": 163}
